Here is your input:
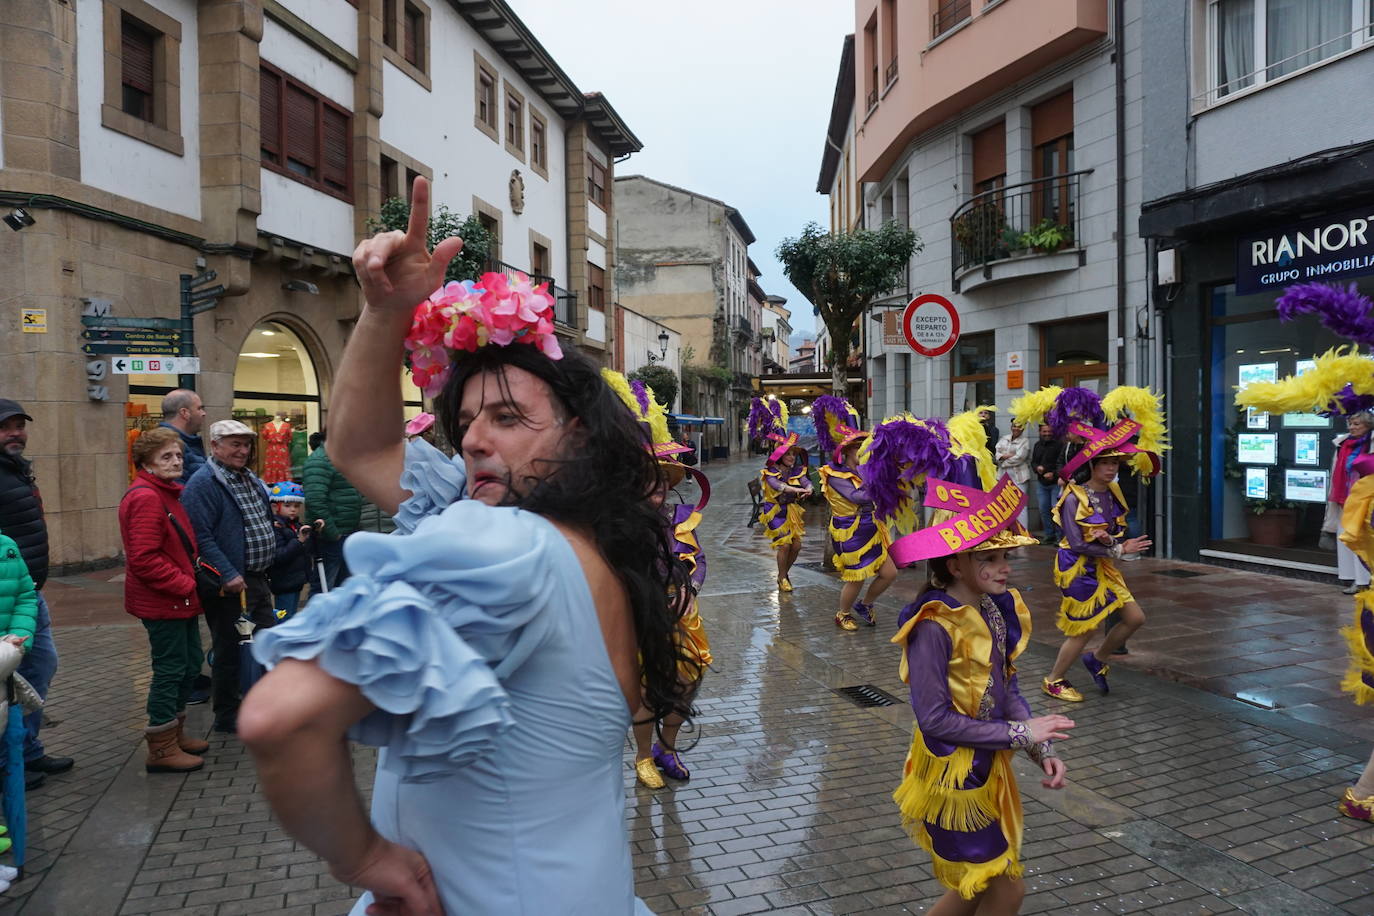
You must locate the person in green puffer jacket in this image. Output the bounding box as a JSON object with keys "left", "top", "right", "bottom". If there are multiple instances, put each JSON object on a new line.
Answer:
{"left": 303, "top": 431, "right": 362, "bottom": 589}
{"left": 0, "top": 534, "right": 38, "bottom": 653}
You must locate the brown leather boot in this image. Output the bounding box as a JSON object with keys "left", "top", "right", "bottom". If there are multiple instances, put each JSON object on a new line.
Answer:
{"left": 145, "top": 721, "right": 204, "bottom": 773}
{"left": 175, "top": 711, "right": 210, "bottom": 754}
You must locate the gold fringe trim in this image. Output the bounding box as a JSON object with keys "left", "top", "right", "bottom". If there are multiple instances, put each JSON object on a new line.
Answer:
{"left": 919, "top": 833, "right": 1024, "bottom": 901}
{"left": 1053, "top": 555, "right": 1086, "bottom": 588}
{"left": 892, "top": 737, "right": 1000, "bottom": 834}
{"left": 835, "top": 551, "right": 888, "bottom": 581}
{"left": 1341, "top": 594, "right": 1374, "bottom": 706}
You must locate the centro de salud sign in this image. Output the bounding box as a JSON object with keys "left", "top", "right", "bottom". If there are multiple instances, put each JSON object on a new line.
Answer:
{"left": 901, "top": 294, "right": 960, "bottom": 358}
{"left": 1237, "top": 206, "right": 1374, "bottom": 294}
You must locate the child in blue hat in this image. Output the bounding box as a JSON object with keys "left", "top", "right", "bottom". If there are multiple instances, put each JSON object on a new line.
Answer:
{"left": 267, "top": 482, "right": 317, "bottom": 621}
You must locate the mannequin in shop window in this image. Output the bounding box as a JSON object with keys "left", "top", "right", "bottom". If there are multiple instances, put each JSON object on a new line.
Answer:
{"left": 261, "top": 415, "right": 293, "bottom": 485}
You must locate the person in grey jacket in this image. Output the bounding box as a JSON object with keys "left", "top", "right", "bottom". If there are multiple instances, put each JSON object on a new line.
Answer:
{"left": 181, "top": 420, "right": 277, "bottom": 734}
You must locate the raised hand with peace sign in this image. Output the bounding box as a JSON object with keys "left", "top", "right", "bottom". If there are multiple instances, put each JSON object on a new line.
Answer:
{"left": 352, "top": 176, "right": 465, "bottom": 315}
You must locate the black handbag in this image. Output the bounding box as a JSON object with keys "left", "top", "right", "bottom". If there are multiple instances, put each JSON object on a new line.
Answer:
{"left": 165, "top": 513, "right": 223, "bottom": 598}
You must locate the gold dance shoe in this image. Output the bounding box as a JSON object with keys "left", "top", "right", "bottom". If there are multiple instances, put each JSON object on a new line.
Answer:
{"left": 834, "top": 612, "right": 859, "bottom": 631}
{"left": 635, "top": 757, "right": 664, "bottom": 789}
{"left": 1042, "top": 678, "right": 1084, "bottom": 702}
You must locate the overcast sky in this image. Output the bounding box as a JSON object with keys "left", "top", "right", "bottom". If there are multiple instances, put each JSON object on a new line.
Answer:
{"left": 514, "top": 0, "right": 856, "bottom": 341}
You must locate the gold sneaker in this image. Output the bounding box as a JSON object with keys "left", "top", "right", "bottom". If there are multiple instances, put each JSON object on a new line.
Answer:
{"left": 635, "top": 757, "right": 664, "bottom": 789}
{"left": 778, "top": 577, "right": 793, "bottom": 592}
{"left": 835, "top": 612, "right": 859, "bottom": 631}
{"left": 1042, "top": 677, "right": 1084, "bottom": 702}
{"left": 1338, "top": 787, "right": 1374, "bottom": 821}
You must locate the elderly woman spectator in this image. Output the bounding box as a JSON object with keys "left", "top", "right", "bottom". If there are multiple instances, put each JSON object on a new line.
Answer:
{"left": 995, "top": 420, "right": 1033, "bottom": 528}
{"left": 1333, "top": 411, "right": 1374, "bottom": 594}
{"left": 118, "top": 427, "right": 210, "bottom": 773}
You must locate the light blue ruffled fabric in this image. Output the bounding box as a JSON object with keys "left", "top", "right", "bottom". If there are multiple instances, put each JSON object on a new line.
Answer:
{"left": 393, "top": 438, "right": 467, "bottom": 534}
{"left": 253, "top": 497, "right": 568, "bottom": 782}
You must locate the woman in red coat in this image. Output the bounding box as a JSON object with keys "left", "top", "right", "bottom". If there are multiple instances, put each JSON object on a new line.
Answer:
{"left": 119, "top": 427, "right": 211, "bottom": 773}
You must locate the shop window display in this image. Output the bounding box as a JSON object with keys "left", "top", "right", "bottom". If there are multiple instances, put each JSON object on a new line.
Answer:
{"left": 1210, "top": 279, "right": 1373, "bottom": 553}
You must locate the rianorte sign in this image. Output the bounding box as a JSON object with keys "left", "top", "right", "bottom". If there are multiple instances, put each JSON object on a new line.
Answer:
{"left": 901, "top": 293, "right": 960, "bottom": 358}
{"left": 1237, "top": 207, "right": 1374, "bottom": 294}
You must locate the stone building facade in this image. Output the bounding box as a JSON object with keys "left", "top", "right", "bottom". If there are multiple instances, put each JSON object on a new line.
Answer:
{"left": 0, "top": 0, "right": 639, "bottom": 570}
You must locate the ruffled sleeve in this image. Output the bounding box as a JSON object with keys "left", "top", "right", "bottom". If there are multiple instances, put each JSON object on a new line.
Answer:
{"left": 393, "top": 438, "right": 468, "bottom": 534}
{"left": 252, "top": 500, "right": 575, "bottom": 782}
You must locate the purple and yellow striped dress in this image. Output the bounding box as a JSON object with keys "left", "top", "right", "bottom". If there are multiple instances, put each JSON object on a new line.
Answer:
{"left": 759, "top": 463, "right": 810, "bottom": 550}
{"left": 818, "top": 463, "right": 890, "bottom": 581}
{"left": 1051, "top": 481, "right": 1134, "bottom": 635}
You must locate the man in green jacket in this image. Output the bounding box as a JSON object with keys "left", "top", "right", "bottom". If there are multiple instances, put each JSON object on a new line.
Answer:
{"left": 303, "top": 431, "right": 362, "bottom": 588}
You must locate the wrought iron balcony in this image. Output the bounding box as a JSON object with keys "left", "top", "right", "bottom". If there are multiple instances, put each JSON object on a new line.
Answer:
{"left": 885, "top": 56, "right": 898, "bottom": 86}
{"left": 932, "top": 0, "right": 971, "bottom": 38}
{"left": 949, "top": 170, "right": 1091, "bottom": 285}
{"left": 731, "top": 315, "right": 754, "bottom": 342}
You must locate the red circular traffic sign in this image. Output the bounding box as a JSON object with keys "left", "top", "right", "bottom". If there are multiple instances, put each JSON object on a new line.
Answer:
{"left": 901, "top": 294, "right": 960, "bottom": 357}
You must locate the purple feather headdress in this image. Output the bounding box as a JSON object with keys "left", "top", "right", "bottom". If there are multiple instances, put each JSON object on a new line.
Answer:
{"left": 861, "top": 417, "right": 956, "bottom": 522}
{"left": 810, "top": 395, "right": 855, "bottom": 458}
{"left": 629, "top": 379, "right": 651, "bottom": 417}
{"left": 1046, "top": 387, "right": 1105, "bottom": 438}
{"left": 1276, "top": 282, "right": 1374, "bottom": 346}
{"left": 747, "top": 397, "right": 784, "bottom": 443}
{"left": 1321, "top": 383, "right": 1374, "bottom": 418}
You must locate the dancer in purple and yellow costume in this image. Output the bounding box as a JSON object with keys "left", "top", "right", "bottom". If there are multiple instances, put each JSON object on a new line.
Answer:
{"left": 1011, "top": 385, "right": 1166, "bottom": 702}
{"left": 870, "top": 418, "right": 1070, "bottom": 912}
{"left": 749, "top": 396, "right": 811, "bottom": 591}
{"left": 604, "top": 370, "right": 713, "bottom": 790}
{"left": 1235, "top": 282, "right": 1374, "bottom": 822}
{"left": 811, "top": 396, "right": 896, "bottom": 630}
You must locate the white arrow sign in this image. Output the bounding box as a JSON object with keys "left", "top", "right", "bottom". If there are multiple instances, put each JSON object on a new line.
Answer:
{"left": 109, "top": 356, "right": 200, "bottom": 375}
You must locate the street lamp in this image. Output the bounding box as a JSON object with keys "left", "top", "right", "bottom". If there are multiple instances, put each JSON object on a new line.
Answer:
{"left": 647, "top": 330, "right": 671, "bottom": 364}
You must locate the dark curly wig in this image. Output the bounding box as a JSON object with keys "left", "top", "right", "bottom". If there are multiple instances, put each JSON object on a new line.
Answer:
{"left": 435, "top": 344, "right": 699, "bottom": 725}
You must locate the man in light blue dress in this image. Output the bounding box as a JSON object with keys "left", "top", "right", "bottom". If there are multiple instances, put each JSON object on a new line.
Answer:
{"left": 239, "top": 178, "right": 692, "bottom": 915}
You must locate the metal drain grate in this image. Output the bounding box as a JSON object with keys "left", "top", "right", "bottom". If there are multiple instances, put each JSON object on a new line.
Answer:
{"left": 1154, "top": 569, "right": 1207, "bottom": 578}
{"left": 835, "top": 685, "right": 900, "bottom": 708}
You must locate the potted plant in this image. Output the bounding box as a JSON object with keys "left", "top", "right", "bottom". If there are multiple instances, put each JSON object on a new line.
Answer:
{"left": 1243, "top": 497, "right": 1302, "bottom": 547}
{"left": 1017, "top": 218, "right": 1073, "bottom": 253}
{"left": 952, "top": 201, "right": 1007, "bottom": 264}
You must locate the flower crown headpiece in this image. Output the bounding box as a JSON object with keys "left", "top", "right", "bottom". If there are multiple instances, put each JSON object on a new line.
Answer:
{"left": 405, "top": 272, "right": 563, "bottom": 397}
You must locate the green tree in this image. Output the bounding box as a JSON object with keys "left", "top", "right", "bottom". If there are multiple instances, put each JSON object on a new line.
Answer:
{"left": 775, "top": 221, "right": 920, "bottom": 394}
{"left": 628, "top": 364, "right": 679, "bottom": 413}
{"left": 367, "top": 197, "right": 495, "bottom": 284}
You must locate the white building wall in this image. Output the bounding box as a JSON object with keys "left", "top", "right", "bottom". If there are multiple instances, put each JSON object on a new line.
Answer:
{"left": 862, "top": 10, "right": 1146, "bottom": 421}
{"left": 621, "top": 311, "right": 681, "bottom": 390}
{"left": 259, "top": 170, "right": 355, "bottom": 253}
{"left": 76, "top": 0, "right": 201, "bottom": 219}
{"left": 377, "top": 8, "right": 570, "bottom": 285}
{"left": 275, "top": 0, "right": 357, "bottom": 57}
{"left": 260, "top": 19, "right": 353, "bottom": 107}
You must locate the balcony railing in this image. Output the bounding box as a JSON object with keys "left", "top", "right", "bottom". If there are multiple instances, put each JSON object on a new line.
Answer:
{"left": 731, "top": 315, "right": 754, "bottom": 340}
{"left": 865, "top": 86, "right": 878, "bottom": 111}
{"left": 485, "top": 258, "right": 578, "bottom": 329}
{"left": 949, "top": 170, "right": 1091, "bottom": 282}
{"left": 932, "top": 0, "right": 971, "bottom": 38}
{"left": 885, "top": 56, "right": 898, "bottom": 86}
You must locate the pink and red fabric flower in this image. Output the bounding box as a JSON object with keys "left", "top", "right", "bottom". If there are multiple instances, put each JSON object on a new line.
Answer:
{"left": 404, "top": 273, "right": 563, "bottom": 397}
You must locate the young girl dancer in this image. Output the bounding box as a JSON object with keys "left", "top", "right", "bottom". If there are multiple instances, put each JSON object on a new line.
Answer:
{"left": 749, "top": 396, "right": 811, "bottom": 591}
{"left": 1011, "top": 386, "right": 1166, "bottom": 701}
{"left": 811, "top": 395, "right": 896, "bottom": 630}
{"left": 604, "top": 371, "right": 712, "bottom": 790}
{"left": 888, "top": 471, "right": 1072, "bottom": 913}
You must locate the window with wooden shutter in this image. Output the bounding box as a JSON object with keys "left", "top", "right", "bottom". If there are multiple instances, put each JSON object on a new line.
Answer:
{"left": 404, "top": 3, "right": 423, "bottom": 68}
{"left": 321, "top": 103, "right": 349, "bottom": 194}
{"left": 587, "top": 159, "right": 607, "bottom": 209}
{"left": 260, "top": 63, "right": 353, "bottom": 202}
{"left": 121, "top": 16, "right": 156, "bottom": 122}
{"left": 587, "top": 264, "right": 605, "bottom": 310}
{"left": 260, "top": 68, "right": 282, "bottom": 164}
{"left": 284, "top": 83, "right": 317, "bottom": 178}
{"left": 383, "top": 0, "right": 397, "bottom": 50}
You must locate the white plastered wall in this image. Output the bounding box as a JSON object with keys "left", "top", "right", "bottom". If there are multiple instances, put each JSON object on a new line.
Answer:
{"left": 76, "top": 0, "right": 202, "bottom": 219}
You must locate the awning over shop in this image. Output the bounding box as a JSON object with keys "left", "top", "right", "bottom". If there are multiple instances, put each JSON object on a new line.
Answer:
{"left": 756, "top": 373, "right": 863, "bottom": 399}
{"left": 668, "top": 414, "right": 725, "bottom": 426}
